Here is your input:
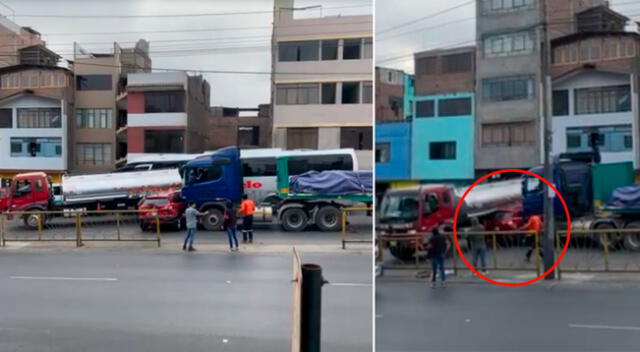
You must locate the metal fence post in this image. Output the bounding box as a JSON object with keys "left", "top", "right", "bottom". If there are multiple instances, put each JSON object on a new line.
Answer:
{"left": 116, "top": 212, "right": 121, "bottom": 241}
{"left": 535, "top": 231, "right": 541, "bottom": 276}
{"left": 300, "top": 263, "right": 325, "bottom": 352}
{"left": 378, "top": 236, "right": 384, "bottom": 262}
{"left": 341, "top": 209, "right": 347, "bottom": 250}
{"left": 155, "top": 212, "right": 161, "bottom": 248}
{"left": 37, "top": 213, "right": 42, "bottom": 241}
{"left": 415, "top": 234, "right": 420, "bottom": 269}
{"left": 451, "top": 233, "right": 457, "bottom": 276}
{"left": 492, "top": 232, "right": 498, "bottom": 270}
{"left": 556, "top": 230, "right": 562, "bottom": 280}
{"left": 1, "top": 214, "right": 5, "bottom": 247}
{"left": 75, "top": 213, "right": 83, "bottom": 247}
{"left": 603, "top": 233, "right": 610, "bottom": 272}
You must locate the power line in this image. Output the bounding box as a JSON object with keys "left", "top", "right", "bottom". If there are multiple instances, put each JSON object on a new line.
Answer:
{"left": 12, "top": 4, "right": 371, "bottom": 19}
{"left": 377, "top": 16, "right": 475, "bottom": 42}
{"left": 376, "top": 0, "right": 474, "bottom": 36}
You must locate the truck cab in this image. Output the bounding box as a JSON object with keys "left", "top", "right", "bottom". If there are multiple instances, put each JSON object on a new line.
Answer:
{"left": 180, "top": 146, "right": 243, "bottom": 230}
{"left": 4, "top": 172, "right": 52, "bottom": 213}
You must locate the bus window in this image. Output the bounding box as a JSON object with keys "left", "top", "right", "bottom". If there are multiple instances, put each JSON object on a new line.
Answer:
{"left": 242, "top": 158, "right": 277, "bottom": 177}
{"left": 287, "top": 154, "right": 353, "bottom": 175}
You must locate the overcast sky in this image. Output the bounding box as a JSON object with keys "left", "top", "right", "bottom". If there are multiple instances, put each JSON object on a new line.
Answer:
{"left": 3, "top": 0, "right": 371, "bottom": 107}
{"left": 376, "top": 0, "right": 640, "bottom": 74}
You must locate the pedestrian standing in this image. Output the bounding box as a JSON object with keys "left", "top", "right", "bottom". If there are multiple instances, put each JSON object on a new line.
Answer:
{"left": 427, "top": 227, "right": 447, "bottom": 288}
{"left": 239, "top": 194, "right": 256, "bottom": 243}
{"left": 521, "top": 214, "right": 544, "bottom": 262}
{"left": 183, "top": 202, "right": 205, "bottom": 252}
{"left": 223, "top": 201, "right": 239, "bottom": 252}
{"left": 469, "top": 217, "right": 488, "bottom": 274}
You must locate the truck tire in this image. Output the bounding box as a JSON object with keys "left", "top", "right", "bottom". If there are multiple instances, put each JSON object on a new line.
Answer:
{"left": 23, "top": 212, "right": 43, "bottom": 230}
{"left": 623, "top": 221, "right": 640, "bottom": 251}
{"left": 389, "top": 244, "right": 416, "bottom": 262}
{"left": 202, "top": 208, "right": 224, "bottom": 231}
{"left": 315, "top": 205, "right": 341, "bottom": 232}
{"left": 595, "top": 222, "right": 621, "bottom": 250}
{"left": 281, "top": 208, "right": 308, "bottom": 232}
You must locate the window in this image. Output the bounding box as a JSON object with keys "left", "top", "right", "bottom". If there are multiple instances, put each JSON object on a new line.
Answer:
{"left": 441, "top": 53, "right": 472, "bottom": 73}
{"left": 590, "top": 45, "right": 601, "bottom": 60}
{"left": 237, "top": 126, "right": 260, "bottom": 147}
{"left": 575, "top": 85, "right": 631, "bottom": 115}
{"left": 340, "top": 127, "right": 372, "bottom": 150}
{"left": 389, "top": 97, "right": 403, "bottom": 117}
{"left": 321, "top": 83, "right": 336, "bottom": 104}
{"left": 482, "top": 122, "right": 535, "bottom": 147}
{"left": 438, "top": 98, "right": 472, "bottom": 117}
{"left": 76, "top": 143, "right": 111, "bottom": 165}
{"left": 144, "top": 130, "right": 184, "bottom": 153}
{"left": 566, "top": 125, "right": 632, "bottom": 153}
{"left": 76, "top": 74, "right": 111, "bottom": 90}
{"left": 484, "top": 30, "right": 534, "bottom": 58}
{"left": 553, "top": 90, "right": 569, "bottom": 116}
{"left": 287, "top": 154, "right": 353, "bottom": 175}
{"left": 362, "top": 81, "right": 373, "bottom": 104}
{"left": 483, "top": 0, "right": 535, "bottom": 13}
{"left": 276, "top": 84, "right": 319, "bottom": 105}
{"left": 482, "top": 76, "right": 534, "bottom": 102}
{"left": 76, "top": 109, "right": 112, "bottom": 129}
{"left": 321, "top": 40, "right": 338, "bottom": 60}
{"left": 363, "top": 38, "right": 373, "bottom": 59}
{"left": 376, "top": 143, "right": 391, "bottom": 163}
{"left": 144, "top": 91, "right": 185, "bottom": 113}
{"left": 343, "top": 39, "right": 362, "bottom": 60}
{"left": 242, "top": 158, "right": 277, "bottom": 177}
{"left": 415, "top": 57, "right": 437, "bottom": 75}
{"left": 580, "top": 45, "right": 590, "bottom": 61}
{"left": 185, "top": 166, "right": 222, "bottom": 184}
{"left": 11, "top": 137, "right": 62, "bottom": 157}
{"left": 416, "top": 100, "right": 435, "bottom": 118}
{"left": 0, "top": 108, "right": 11, "bottom": 128}
{"left": 278, "top": 40, "right": 319, "bottom": 62}
{"left": 430, "top": 142, "right": 456, "bottom": 160}
{"left": 604, "top": 42, "right": 619, "bottom": 58}
{"left": 287, "top": 127, "right": 318, "bottom": 150}
{"left": 342, "top": 82, "right": 360, "bottom": 104}
{"left": 17, "top": 108, "right": 61, "bottom": 128}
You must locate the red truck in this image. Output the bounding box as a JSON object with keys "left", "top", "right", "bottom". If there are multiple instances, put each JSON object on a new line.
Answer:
{"left": 377, "top": 180, "right": 523, "bottom": 261}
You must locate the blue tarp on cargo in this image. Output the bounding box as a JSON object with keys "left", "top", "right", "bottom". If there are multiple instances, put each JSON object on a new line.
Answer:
{"left": 607, "top": 185, "right": 640, "bottom": 209}
{"left": 290, "top": 171, "right": 372, "bottom": 195}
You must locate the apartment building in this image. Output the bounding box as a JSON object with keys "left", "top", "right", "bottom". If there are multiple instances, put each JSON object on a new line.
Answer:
{"left": 474, "top": 0, "right": 606, "bottom": 174}
{"left": 0, "top": 46, "right": 74, "bottom": 184}
{"left": 124, "top": 72, "right": 210, "bottom": 155}
{"left": 272, "top": 0, "right": 373, "bottom": 170}
{"left": 411, "top": 46, "right": 476, "bottom": 182}
{"left": 71, "top": 40, "right": 151, "bottom": 174}
{"left": 375, "top": 67, "right": 406, "bottom": 122}
{"left": 550, "top": 6, "right": 640, "bottom": 166}
{"left": 207, "top": 105, "right": 272, "bottom": 149}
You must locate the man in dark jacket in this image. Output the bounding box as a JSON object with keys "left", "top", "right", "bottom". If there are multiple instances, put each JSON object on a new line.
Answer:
{"left": 223, "top": 201, "right": 239, "bottom": 252}
{"left": 428, "top": 227, "right": 447, "bottom": 288}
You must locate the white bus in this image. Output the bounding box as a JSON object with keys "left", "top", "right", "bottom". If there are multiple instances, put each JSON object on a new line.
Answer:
{"left": 121, "top": 148, "right": 359, "bottom": 205}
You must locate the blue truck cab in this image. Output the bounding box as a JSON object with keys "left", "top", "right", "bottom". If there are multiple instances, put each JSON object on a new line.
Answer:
{"left": 180, "top": 146, "right": 243, "bottom": 230}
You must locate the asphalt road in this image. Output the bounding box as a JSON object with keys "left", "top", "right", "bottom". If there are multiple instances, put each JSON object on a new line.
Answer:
{"left": 0, "top": 249, "right": 372, "bottom": 352}
{"left": 376, "top": 277, "right": 640, "bottom": 352}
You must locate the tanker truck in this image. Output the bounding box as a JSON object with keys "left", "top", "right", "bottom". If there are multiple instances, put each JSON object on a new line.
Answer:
{"left": 1, "top": 169, "right": 182, "bottom": 229}
{"left": 377, "top": 179, "right": 523, "bottom": 261}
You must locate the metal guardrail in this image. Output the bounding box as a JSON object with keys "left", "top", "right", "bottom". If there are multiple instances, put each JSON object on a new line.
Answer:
{"left": 0, "top": 210, "right": 162, "bottom": 248}
{"left": 340, "top": 206, "right": 373, "bottom": 249}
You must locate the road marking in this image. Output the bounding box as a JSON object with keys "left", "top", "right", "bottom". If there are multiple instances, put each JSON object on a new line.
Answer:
{"left": 10, "top": 276, "right": 117, "bottom": 282}
{"left": 327, "top": 282, "right": 372, "bottom": 287}
{"left": 569, "top": 324, "right": 640, "bottom": 331}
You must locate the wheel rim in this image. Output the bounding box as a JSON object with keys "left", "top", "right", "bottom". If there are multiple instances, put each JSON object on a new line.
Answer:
{"left": 323, "top": 214, "right": 337, "bottom": 227}
{"left": 208, "top": 215, "right": 220, "bottom": 226}
{"left": 27, "top": 215, "right": 39, "bottom": 228}
{"left": 289, "top": 213, "right": 303, "bottom": 227}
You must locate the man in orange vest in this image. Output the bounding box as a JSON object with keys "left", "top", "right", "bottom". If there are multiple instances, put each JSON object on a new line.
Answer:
{"left": 521, "top": 214, "right": 543, "bottom": 262}
{"left": 239, "top": 194, "right": 256, "bottom": 243}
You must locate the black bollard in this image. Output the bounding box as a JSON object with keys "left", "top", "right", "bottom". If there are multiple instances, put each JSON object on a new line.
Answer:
{"left": 300, "top": 263, "right": 326, "bottom": 352}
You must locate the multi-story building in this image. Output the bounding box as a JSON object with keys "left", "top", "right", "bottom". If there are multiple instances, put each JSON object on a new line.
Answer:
{"left": 550, "top": 6, "right": 640, "bottom": 166}
{"left": 72, "top": 40, "right": 150, "bottom": 173}
{"left": 207, "top": 105, "right": 272, "bottom": 150}
{"left": 123, "top": 72, "right": 211, "bottom": 155}
{"left": 375, "top": 67, "right": 406, "bottom": 122}
{"left": 474, "top": 0, "right": 606, "bottom": 174}
{"left": 411, "top": 46, "right": 476, "bottom": 182}
{"left": 0, "top": 17, "right": 45, "bottom": 68}
{"left": 272, "top": 0, "right": 373, "bottom": 170}
{"left": 0, "top": 46, "right": 74, "bottom": 184}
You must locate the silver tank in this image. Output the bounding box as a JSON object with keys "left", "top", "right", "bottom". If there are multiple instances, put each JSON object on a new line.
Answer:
{"left": 451, "top": 178, "right": 522, "bottom": 221}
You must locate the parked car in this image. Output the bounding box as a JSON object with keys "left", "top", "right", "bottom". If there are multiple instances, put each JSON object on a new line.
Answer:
{"left": 138, "top": 191, "right": 185, "bottom": 231}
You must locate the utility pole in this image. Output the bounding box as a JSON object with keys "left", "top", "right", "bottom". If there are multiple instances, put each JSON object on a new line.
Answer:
{"left": 541, "top": 0, "right": 556, "bottom": 279}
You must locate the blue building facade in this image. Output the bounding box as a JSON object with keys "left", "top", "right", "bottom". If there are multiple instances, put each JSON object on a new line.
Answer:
{"left": 410, "top": 92, "right": 475, "bottom": 182}
{"left": 375, "top": 121, "right": 412, "bottom": 181}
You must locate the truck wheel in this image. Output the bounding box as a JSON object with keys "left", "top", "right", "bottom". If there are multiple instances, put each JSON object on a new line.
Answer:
{"left": 595, "top": 223, "right": 621, "bottom": 250}
{"left": 315, "top": 206, "right": 341, "bottom": 232}
{"left": 623, "top": 221, "right": 640, "bottom": 251}
{"left": 281, "top": 208, "right": 308, "bottom": 232}
{"left": 389, "top": 244, "right": 416, "bottom": 262}
{"left": 23, "top": 213, "right": 42, "bottom": 230}
{"left": 202, "top": 208, "right": 224, "bottom": 231}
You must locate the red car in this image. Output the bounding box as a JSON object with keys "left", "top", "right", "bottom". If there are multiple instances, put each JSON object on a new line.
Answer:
{"left": 138, "top": 191, "right": 185, "bottom": 231}
{"left": 484, "top": 210, "right": 523, "bottom": 232}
